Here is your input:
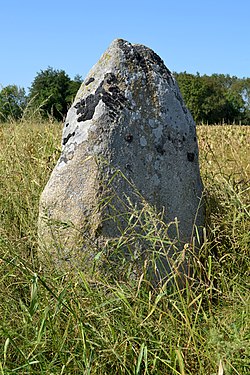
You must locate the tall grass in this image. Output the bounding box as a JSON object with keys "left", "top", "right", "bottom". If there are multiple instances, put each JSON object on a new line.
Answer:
{"left": 0, "top": 121, "right": 249, "bottom": 374}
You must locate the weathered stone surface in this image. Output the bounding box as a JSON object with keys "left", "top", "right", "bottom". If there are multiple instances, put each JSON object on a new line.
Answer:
{"left": 38, "top": 39, "right": 204, "bottom": 282}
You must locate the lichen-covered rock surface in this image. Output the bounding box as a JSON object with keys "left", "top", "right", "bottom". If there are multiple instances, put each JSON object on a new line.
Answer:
{"left": 38, "top": 38, "right": 204, "bottom": 281}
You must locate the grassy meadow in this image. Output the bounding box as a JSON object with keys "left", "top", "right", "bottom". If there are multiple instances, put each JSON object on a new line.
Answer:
{"left": 0, "top": 121, "right": 249, "bottom": 374}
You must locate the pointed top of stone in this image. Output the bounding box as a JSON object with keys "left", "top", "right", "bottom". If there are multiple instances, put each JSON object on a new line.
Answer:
{"left": 80, "top": 38, "right": 174, "bottom": 93}
{"left": 62, "top": 38, "right": 193, "bottom": 157}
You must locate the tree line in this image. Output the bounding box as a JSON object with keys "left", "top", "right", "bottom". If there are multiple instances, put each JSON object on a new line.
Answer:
{"left": 174, "top": 72, "right": 250, "bottom": 124}
{"left": 0, "top": 67, "right": 82, "bottom": 122}
{"left": 0, "top": 67, "right": 249, "bottom": 124}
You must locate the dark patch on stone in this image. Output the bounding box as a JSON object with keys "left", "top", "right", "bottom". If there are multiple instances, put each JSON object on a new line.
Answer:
{"left": 108, "top": 86, "right": 119, "bottom": 94}
{"left": 75, "top": 74, "right": 129, "bottom": 123}
{"left": 194, "top": 137, "right": 196, "bottom": 142}
{"left": 65, "top": 122, "right": 69, "bottom": 127}
{"left": 77, "top": 94, "right": 99, "bottom": 122}
{"left": 74, "top": 99, "right": 85, "bottom": 110}
{"left": 62, "top": 131, "right": 75, "bottom": 146}
{"left": 117, "top": 39, "right": 173, "bottom": 85}
{"left": 104, "top": 72, "right": 117, "bottom": 85}
{"left": 156, "top": 144, "right": 165, "bottom": 155}
{"left": 59, "top": 155, "right": 68, "bottom": 165}
{"left": 125, "top": 134, "right": 133, "bottom": 143}
{"left": 125, "top": 163, "right": 133, "bottom": 172}
{"left": 183, "top": 136, "right": 186, "bottom": 142}
{"left": 85, "top": 77, "right": 95, "bottom": 86}
{"left": 107, "top": 110, "right": 117, "bottom": 120}
{"left": 134, "top": 46, "right": 163, "bottom": 76}
{"left": 187, "top": 152, "right": 195, "bottom": 162}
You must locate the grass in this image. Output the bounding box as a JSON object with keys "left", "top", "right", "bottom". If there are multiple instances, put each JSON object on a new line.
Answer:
{"left": 0, "top": 121, "right": 249, "bottom": 374}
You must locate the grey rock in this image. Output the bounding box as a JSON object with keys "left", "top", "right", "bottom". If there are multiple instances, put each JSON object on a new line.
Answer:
{"left": 38, "top": 39, "right": 204, "bottom": 284}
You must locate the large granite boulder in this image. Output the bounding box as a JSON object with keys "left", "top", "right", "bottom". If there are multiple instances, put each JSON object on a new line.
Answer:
{"left": 38, "top": 39, "right": 204, "bottom": 283}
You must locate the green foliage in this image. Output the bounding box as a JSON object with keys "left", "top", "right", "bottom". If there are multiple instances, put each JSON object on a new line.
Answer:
{"left": 231, "top": 77, "right": 250, "bottom": 123}
{"left": 67, "top": 74, "right": 83, "bottom": 104}
{"left": 29, "top": 67, "right": 82, "bottom": 121}
{"left": 0, "top": 121, "right": 249, "bottom": 374}
{"left": 0, "top": 85, "right": 27, "bottom": 122}
{"left": 175, "top": 72, "right": 249, "bottom": 124}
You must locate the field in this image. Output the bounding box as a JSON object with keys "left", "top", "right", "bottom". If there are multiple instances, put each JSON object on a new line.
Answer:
{"left": 0, "top": 121, "right": 249, "bottom": 374}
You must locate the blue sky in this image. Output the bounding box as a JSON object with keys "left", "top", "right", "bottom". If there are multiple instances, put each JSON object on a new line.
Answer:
{"left": 1, "top": 0, "right": 249, "bottom": 92}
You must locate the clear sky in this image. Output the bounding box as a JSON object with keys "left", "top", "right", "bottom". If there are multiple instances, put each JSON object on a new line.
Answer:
{"left": 1, "top": 0, "right": 249, "bottom": 92}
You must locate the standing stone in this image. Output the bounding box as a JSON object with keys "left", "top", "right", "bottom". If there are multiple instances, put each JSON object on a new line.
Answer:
{"left": 38, "top": 39, "right": 204, "bottom": 283}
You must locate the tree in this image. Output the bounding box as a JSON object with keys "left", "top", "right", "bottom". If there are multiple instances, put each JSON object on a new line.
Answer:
{"left": 0, "top": 85, "right": 27, "bottom": 122}
{"left": 231, "top": 77, "right": 250, "bottom": 123}
{"left": 205, "top": 74, "right": 244, "bottom": 124}
{"left": 29, "top": 67, "right": 82, "bottom": 121}
{"left": 174, "top": 72, "right": 247, "bottom": 124}
{"left": 66, "top": 74, "right": 82, "bottom": 104}
{"left": 174, "top": 72, "right": 209, "bottom": 123}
